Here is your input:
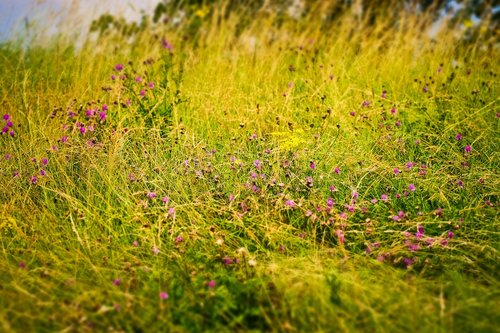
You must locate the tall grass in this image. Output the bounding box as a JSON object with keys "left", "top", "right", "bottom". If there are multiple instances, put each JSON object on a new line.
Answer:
{"left": 0, "top": 1, "right": 498, "bottom": 332}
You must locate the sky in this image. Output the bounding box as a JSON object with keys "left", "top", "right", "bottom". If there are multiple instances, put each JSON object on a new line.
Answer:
{"left": 0, "top": 0, "right": 160, "bottom": 41}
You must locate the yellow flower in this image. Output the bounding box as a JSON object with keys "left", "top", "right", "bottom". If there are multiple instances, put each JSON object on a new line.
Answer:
{"left": 270, "top": 128, "right": 307, "bottom": 150}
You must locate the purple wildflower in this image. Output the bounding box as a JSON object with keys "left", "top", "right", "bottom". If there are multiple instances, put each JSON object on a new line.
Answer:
{"left": 168, "top": 207, "right": 176, "bottom": 219}
{"left": 99, "top": 111, "right": 107, "bottom": 121}
{"left": 162, "top": 38, "right": 173, "bottom": 50}
{"left": 403, "top": 258, "right": 413, "bottom": 267}
{"left": 253, "top": 159, "right": 262, "bottom": 170}
{"left": 409, "top": 243, "right": 419, "bottom": 252}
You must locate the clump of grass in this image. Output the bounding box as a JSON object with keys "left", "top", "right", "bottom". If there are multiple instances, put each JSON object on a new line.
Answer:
{"left": 0, "top": 1, "right": 498, "bottom": 332}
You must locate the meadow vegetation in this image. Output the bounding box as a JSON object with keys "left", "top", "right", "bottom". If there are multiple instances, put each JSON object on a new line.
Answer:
{"left": 0, "top": 1, "right": 498, "bottom": 332}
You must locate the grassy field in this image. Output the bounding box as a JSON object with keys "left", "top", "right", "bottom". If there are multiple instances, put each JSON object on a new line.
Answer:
{"left": 0, "top": 1, "right": 499, "bottom": 332}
